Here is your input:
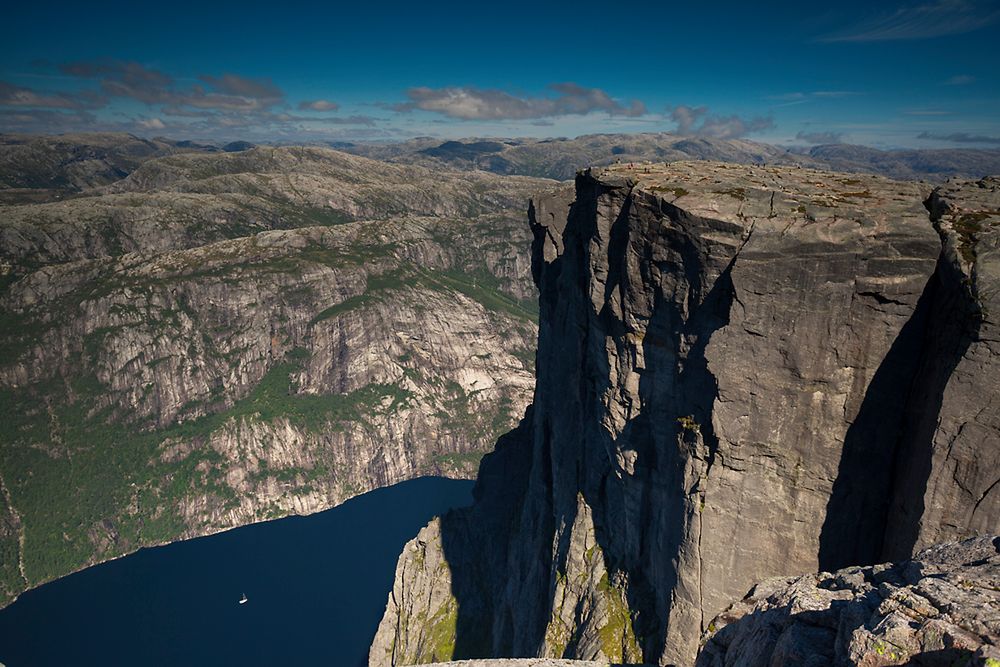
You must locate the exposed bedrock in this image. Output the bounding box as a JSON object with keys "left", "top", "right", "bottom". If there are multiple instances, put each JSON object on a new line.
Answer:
{"left": 698, "top": 536, "right": 1000, "bottom": 667}
{"left": 371, "top": 163, "right": 1000, "bottom": 666}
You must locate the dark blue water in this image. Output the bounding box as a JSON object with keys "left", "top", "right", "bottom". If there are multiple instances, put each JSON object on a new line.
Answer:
{"left": 0, "top": 477, "right": 472, "bottom": 667}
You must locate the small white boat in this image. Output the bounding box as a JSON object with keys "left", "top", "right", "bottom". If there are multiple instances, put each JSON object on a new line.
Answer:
{"left": 239, "top": 593, "right": 248, "bottom": 605}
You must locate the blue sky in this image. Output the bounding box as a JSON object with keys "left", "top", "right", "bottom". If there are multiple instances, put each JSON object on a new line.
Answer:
{"left": 1, "top": 0, "right": 998, "bottom": 147}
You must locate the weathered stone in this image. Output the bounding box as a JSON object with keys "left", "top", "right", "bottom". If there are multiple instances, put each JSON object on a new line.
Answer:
{"left": 698, "top": 536, "right": 1000, "bottom": 667}
{"left": 883, "top": 176, "right": 1000, "bottom": 559}
{"left": 372, "top": 162, "right": 1000, "bottom": 666}
{"left": 419, "top": 660, "right": 613, "bottom": 667}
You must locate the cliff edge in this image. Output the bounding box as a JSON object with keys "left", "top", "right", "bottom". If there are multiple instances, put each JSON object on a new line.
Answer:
{"left": 370, "top": 162, "right": 1000, "bottom": 666}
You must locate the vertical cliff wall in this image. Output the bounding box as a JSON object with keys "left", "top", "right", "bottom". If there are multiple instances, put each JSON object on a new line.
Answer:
{"left": 370, "top": 164, "right": 1000, "bottom": 666}
{"left": 881, "top": 179, "right": 1000, "bottom": 556}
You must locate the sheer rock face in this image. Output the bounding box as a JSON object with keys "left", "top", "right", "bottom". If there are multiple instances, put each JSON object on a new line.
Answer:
{"left": 882, "top": 177, "right": 1000, "bottom": 559}
{"left": 371, "top": 163, "right": 1000, "bottom": 666}
{"left": 698, "top": 536, "right": 1000, "bottom": 667}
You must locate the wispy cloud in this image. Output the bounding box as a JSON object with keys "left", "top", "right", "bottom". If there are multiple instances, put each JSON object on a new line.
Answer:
{"left": 298, "top": 99, "right": 340, "bottom": 111}
{"left": 0, "top": 60, "right": 374, "bottom": 138}
{"left": 945, "top": 74, "right": 976, "bottom": 85}
{"left": 904, "top": 109, "right": 953, "bottom": 115}
{"left": 767, "top": 91, "right": 861, "bottom": 108}
{"left": 197, "top": 74, "right": 283, "bottom": 100}
{"left": 136, "top": 117, "right": 166, "bottom": 130}
{"left": 669, "top": 105, "right": 774, "bottom": 139}
{"left": 769, "top": 91, "right": 859, "bottom": 101}
{"left": 819, "top": 0, "right": 1000, "bottom": 42}
{"left": 297, "top": 114, "right": 377, "bottom": 126}
{"left": 0, "top": 80, "right": 106, "bottom": 110}
{"left": 392, "top": 83, "right": 646, "bottom": 120}
{"left": 0, "top": 59, "right": 379, "bottom": 134}
{"left": 59, "top": 60, "right": 287, "bottom": 111}
{"left": 795, "top": 130, "right": 844, "bottom": 144}
{"left": 917, "top": 131, "right": 1000, "bottom": 144}
{"left": 0, "top": 108, "right": 98, "bottom": 131}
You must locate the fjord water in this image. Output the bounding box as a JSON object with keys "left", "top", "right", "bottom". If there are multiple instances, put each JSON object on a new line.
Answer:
{"left": 0, "top": 477, "right": 473, "bottom": 666}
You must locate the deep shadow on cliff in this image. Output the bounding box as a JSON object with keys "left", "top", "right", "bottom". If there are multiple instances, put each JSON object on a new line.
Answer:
{"left": 818, "top": 248, "right": 978, "bottom": 570}
{"left": 439, "top": 409, "right": 540, "bottom": 658}
{"left": 370, "top": 164, "right": 1000, "bottom": 667}
{"left": 819, "top": 205, "right": 983, "bottom": 570}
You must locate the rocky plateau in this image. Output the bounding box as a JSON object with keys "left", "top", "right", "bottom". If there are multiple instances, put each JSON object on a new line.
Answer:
{"left": 699, "top": 536, "right": 1000, "bottom": 667}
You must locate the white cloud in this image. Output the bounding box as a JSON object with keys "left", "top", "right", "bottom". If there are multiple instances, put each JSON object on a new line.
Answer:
{"left": 670, "top": 105, "right": 774, "bottom": 139}
{"left": 298, "top": 99, "right": 340, "bottom": 111}
{"left": 393, "top": 83, "right": 646, "bottom": 120}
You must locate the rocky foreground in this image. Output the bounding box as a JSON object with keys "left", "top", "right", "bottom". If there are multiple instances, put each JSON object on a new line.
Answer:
{"left": 419, "top": 661, "right": 616, "bottom": 667}
{"left": 700, "top": 536, "right": 1000, "bottom": 667}
{"left": 371, "top": 161, "right": 999, "bottom": 666}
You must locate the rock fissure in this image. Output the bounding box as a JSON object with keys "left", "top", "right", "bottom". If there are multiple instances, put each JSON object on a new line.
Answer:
{"left": 973, "top": 477, "right": 1000, "bottom": 516}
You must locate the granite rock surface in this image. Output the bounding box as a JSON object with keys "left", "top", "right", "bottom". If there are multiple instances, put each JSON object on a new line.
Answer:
{"left": 371, "top": 162, "right": 1000, "bottom": 666}
{"left": 698, "top": 536, "right": 1000, "bottom": 667}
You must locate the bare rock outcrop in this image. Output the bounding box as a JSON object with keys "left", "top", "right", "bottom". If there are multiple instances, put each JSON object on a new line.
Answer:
{"left": 419, "top": 661, "right": 615, "bottom": 667}
{"left": 698, "top": 536, "right": 1000, "bottom": 667}
{"left": 371, "top": 163, "right": 1000, "bottom": 666}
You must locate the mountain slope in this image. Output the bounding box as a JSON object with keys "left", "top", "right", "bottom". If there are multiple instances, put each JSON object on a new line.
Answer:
{"left": 0, "top": 145, "right": 550, "bottom": 269}
{"left": 0, "top": 132, "right": 217, "bottom": 203}
{"left": 0, "top": 147, "right": 553, "bottom": 606}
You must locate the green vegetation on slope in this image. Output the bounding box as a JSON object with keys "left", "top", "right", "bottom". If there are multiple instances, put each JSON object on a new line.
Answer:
{"left": 0, "top": 349, "right": 412, "bottom": 596}
{"left": 0, "top": 483, "right": 25, "bottom": 601}
{"left": 0, "top": 202, "right": 537, "bottom": 607}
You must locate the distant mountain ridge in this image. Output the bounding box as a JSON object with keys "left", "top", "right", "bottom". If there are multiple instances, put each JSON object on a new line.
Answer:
{"left": 0, "top": 133, "right": 218, "bottom": 199}
{"left": 341, "top": 132, "right": 1000, "bottom": 181}
{"left": 3, "top": 133, "right": 999, "bottom": 206}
